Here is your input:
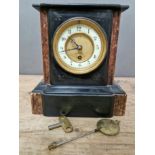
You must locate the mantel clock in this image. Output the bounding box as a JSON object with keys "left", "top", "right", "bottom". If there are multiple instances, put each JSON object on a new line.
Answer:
{"left": 31, "top": 3, "right": 129, "bottom": 117}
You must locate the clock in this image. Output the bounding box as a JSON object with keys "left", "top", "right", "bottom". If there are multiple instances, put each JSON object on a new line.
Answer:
{"left": 53, "top": 17, "right": 107, "bottom": 75}
{"left": 31, "top": 3, "right": 129, "bottom": 117}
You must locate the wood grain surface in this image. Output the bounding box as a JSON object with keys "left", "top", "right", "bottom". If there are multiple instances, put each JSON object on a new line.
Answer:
{"left": 19, "top": 75, "right": 135, "bottom": 155}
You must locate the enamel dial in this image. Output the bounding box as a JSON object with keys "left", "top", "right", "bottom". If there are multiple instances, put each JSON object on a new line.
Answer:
{"left": 53, "top": 17, "right": 107, "bottom": 74}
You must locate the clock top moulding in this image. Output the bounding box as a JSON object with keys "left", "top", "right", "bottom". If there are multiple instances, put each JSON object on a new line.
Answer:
{"left": 32, "top": 4, "right": 129, "bottom": 84}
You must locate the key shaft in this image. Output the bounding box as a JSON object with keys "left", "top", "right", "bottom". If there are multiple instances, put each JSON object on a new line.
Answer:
{"left": 48, "top": 122, "right": 62, "bottom": 130}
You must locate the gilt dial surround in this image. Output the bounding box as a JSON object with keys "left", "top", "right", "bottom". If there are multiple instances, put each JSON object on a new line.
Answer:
{"left": 53, "top": 17, "right": 108, "bottom": 74}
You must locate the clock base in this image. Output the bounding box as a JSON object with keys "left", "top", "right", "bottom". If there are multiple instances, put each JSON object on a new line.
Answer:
{"left": 31, "top": 82, "right": 127, "bottom": 117}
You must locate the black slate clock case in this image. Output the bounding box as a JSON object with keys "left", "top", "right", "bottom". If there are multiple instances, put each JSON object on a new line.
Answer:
{"left": 31, "top": 4, "right": 129, "bottom": 117}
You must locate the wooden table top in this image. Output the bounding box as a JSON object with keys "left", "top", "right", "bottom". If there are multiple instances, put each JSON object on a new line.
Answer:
{"left": 19, "top": 75, "right": 135, "bottom": 155}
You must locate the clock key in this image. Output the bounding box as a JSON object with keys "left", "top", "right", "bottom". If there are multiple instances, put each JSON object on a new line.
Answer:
{"left": 48, "top": 116, "right": 73, "bottom": 133}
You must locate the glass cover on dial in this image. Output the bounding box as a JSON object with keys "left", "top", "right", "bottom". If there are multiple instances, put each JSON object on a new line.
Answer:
{"left": 53, "top": 17, "right": 107, "bottom": 74}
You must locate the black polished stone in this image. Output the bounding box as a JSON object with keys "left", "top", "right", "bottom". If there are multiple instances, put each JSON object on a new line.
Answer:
{"left": 32, "top": 83, "right": 126, "bottom": 117}
{"left": 33, "top": 3, "right": 129, "bottom": 12}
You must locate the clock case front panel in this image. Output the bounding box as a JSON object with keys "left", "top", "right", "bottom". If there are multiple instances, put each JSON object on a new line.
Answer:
{"left": 48, "top": 9, "right": 112, "bottom": 85}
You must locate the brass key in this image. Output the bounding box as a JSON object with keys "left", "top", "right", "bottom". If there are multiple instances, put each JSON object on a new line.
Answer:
{"left": 48, "top": 119, "right": 120, "bottom": 150}
{"left": 48, "top": 116, "right": 73, "bottom": 133}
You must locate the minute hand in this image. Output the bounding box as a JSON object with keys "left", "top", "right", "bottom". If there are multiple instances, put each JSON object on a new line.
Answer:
{"left": 60, "top": 47, "right": 78, "bottom": 53}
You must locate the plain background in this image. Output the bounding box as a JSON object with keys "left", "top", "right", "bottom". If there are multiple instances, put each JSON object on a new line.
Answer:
{"left": 19, "top": 0, "right": 135, "bottom": 77}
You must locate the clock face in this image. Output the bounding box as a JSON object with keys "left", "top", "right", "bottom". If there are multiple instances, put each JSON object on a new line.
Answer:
{"left": 53, "top": 17, "right": 107, "bottom": 74}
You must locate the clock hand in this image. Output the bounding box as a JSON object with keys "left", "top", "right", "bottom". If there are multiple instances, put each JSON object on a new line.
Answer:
{"left": 70, "top": 38, "right": 79, "bottom": 47}
{"left": 60, "top": 47, "right": 78, "bottom": 53}
{"left": 60, "top": 45, "right": 83, "bottom": 53}
{"left": 60, "top": 39, "right": 82, "bottom": 53}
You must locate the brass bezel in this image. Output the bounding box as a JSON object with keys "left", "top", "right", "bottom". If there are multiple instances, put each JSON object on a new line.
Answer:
{"left": 52, "top": 17, "right": 108, "bottom": 75}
